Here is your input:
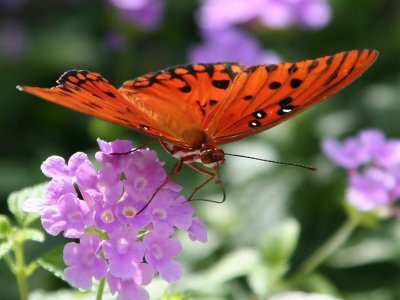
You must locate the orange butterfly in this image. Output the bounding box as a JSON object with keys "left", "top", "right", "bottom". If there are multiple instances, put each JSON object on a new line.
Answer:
{"left": 18, "top": 49, "right": 377, "bottom": 196}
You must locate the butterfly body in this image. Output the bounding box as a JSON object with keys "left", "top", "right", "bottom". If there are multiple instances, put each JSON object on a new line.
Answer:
{"left": 18, "top": 50, "right": 378, "bottom": 172}
{"left": 160, "top": 141, "right": 225, "bottom": 168}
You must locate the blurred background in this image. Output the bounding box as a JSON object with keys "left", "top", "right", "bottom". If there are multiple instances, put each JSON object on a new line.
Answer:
{"left": 1, "top": 0, "right": 400, "bottom": 299}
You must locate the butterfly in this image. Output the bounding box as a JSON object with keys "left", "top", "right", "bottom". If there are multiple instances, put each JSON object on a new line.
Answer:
{"left": 18, "top": 49, "right": 378, "bottom": 197}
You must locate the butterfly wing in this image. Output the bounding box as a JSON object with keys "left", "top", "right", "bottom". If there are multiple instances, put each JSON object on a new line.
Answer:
{"left": 18, "top": 70, "right": 195, "bottom": 145}
{"left": 19, "top": 50, "right": 377, "bottom": 150}
{"left": 208, "top": 49, "right": 378, "bottom": 144}
{"left": 119, "top": 63, "right": 246, "bottom": 132}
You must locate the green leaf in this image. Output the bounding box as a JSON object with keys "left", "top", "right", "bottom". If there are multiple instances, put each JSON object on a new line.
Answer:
{"left": 0, "top": 214, "right": 11, "bottom": 238}
{"left": 247, "top": 265, "right": 270, "bottom": 296}
{"left": 15, "top": 228, "right": 45, "bottom": 243}
{"left": 260, "top": 218, "right": 300, "bottom": 267}
{"left": 0, "top": 240, "right": 13, "bottom": 259}
{"left": 161, "top": 292, "right": 191, "bottom": 300}
{"left": 176, "top": 248, "right": 260, "bottom": 293}
{"left": 37, "top": 246, "right": 66, "bottom": 280}
{"left": 7, "top": 182, "right": 47, "bottom": 227}
{"left": 293, "top": 273, "right": 339, "bottom": 296}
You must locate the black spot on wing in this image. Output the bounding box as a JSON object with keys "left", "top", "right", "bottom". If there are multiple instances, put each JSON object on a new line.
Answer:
{"left": 104, "top": 91, "right": 116, "bottom": 98}
{"left": 277, "top": 96, "right": 297, "bottom": 116}
{"left": 290, "top": 78, "right": 302, "bottom": 88}
{"left": 308, "top": 60, "right": 319, "bottom": 72}
{"left": 179, "top": 85, "right": 192, "bottom": 93}
{"left": 269, "top": 81, "right": 281, "bottom": 90}
{"left": 288, "top": 63, "right": 298, "bottom": 74}
{"left": 266, "top": 64, "right": 278, "bottom": 73}
{"left": 212, "top": 79, "right": 230, "bottom": 90}
{"left": 243, "top": 95, "right": 253, "bottom": 100}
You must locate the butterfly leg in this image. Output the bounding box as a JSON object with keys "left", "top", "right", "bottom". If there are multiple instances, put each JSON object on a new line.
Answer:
{"left": 137, "top": 159, "right": 184, "bottom": 214}
{"left": 187, "top": 163, "right": 226, "bottom": 203}
{"left": 109, "top": 140, "right": 156, "bottom": 156}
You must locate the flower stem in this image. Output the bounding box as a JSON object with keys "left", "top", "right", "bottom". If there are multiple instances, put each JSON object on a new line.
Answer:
{"left": 288, "top": 214, "right": 359, "bottom": 283}
{"left": 14, "top": 240, "right": 29, "bottom": 300}
{"left": 96, "top": 277, "right": 106, "bottom": 300}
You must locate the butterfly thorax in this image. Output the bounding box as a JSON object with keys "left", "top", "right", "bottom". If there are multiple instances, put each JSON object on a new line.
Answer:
{"left": 160, "top": 141, "right": 225, "bottom": 168}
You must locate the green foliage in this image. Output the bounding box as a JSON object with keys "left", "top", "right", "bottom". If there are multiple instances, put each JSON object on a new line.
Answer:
{"left": 37, "top": 246, "right": 66, "bottom": 281}
{"left": 7, "top": 183, "right": 47, "bottom": 227}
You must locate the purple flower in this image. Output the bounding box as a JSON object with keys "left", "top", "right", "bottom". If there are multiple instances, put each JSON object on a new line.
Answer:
{"left": 258, "top": 0, "right": 332, "bottom": 29}
{"left": 64, "top": 233, "right": 107, "bottom": 290}
{"left": 108, "top": 0, "right": 165, "bottom": 30}
{"left": 197, "top": 0, "right": 331, "bottom": 30}
{"left": 188, "top": 217, "right": 208, "bottom": 243}
{"left": 322, "top": 137, "right": 369, "bottom": 169}
{"left": 96, "top": 139, "right": 134, "bottom": 173}
{"left": 148, "top": 191, "right": 194, "bottom": 236}
{"left": 144, "top": 232, "right": 183, "bottom": 282}
{"left": 124, "top": 150, "right": 167, "bottom": 200}
{"left": 197, "top": 0, "right": 264, "bottom": 30}
{"left": 33, "top": 139, "right": 208, "bottom": 297}
{"left": 41, "top": 152, "right": 89, "bottom": 181}
{"left": 45, "top": 179, "right": 76, "bottom": 205}
{"left": 188, "top": 27, "right": 281, "bottom": 65}
{"left": 322, "top": 129, "right": 400, "bottom": 212}
{"left": 41, "top": 193, "right": 90, "bottom": 238}
{"left": 103, "top": 227, "right": 145, "bottom": 278}
{"left": 76, "top": 162, "right": 123, "bottom": 204}
{"left": 107, "top": 270, "right": 152, "bottom": 300}
{"left": 347, "top": 168, "right": 395, "bottom": 211}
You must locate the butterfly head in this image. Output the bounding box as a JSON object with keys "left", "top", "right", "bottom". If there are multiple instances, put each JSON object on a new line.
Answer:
{"left": 199, "top": 147, "right": 225, "bottom": 168}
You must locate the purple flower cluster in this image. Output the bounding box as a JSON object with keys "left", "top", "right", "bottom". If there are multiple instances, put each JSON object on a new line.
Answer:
{"left": 188, "top": 27, "right": 280, "bottom": 65}
{"left": 36, "top": 139, "right": 207, "bottom": 299}
{"left": 108, "top": 0, "right": 165, "bottom": 30}
{"left": 197, "top": 0, "right": 331, "bottom": 30}
{"left": 322, "top": 129, "right": 400, "bottom": 212}
{"left": 189, "top": 0, "right": 332, "bottom": 63}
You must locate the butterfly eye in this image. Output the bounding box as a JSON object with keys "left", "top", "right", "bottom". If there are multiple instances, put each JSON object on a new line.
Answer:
{"left": 200, "top": 149, "right": 225, "bottom": 166}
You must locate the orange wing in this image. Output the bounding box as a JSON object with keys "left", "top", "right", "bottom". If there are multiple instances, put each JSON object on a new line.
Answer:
{"left": 119, "top": 63, "right": 246, "bottom": 130}
{"left": 19, "top": 50, "right": 377, "bottom": 149}
{"left": 18, "top": 70, "right": 201, "bottom": 146}
{"left": 209, "top": 49, "right": 378, "bottom": 144}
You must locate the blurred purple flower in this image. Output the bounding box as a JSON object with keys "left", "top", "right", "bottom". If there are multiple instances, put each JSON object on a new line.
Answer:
{"left": 348, "top": 168, "right": 396, "bottom": 211}
{"left": 188, "top": 217, "right": 208, "bottom": 242}
{"left": 32, "top": 139, "right": 207, "bottom": 299}
{"left": 322, "top": 129, "right": 400, "bottom": 212}
{"left": 188, "top": 28, "right": 281, "bottom": 65}
{"left": 0, "top": 0, "right": 28, "bottom": 10}
{"left": 0, "top": 21, "right": 28, "bottom": 61}
{"left": 322, "top": 137, "right": 369, "bottom": 169}
{"left": 103, "top": 31, "right": 127, "bottom": 51}
{"left": 259, "top": 0, "right": 331, "bottom": 29}
{"left": 198, "top": 0, "right": 331, "bottom": 30}
{"left": 108, "top": 0, "right": 165, "bottom": 30}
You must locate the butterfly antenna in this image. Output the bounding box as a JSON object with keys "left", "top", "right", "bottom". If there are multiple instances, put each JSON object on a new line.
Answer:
{"left": 224, "top": 153, "right": 317, "bottom": 172}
